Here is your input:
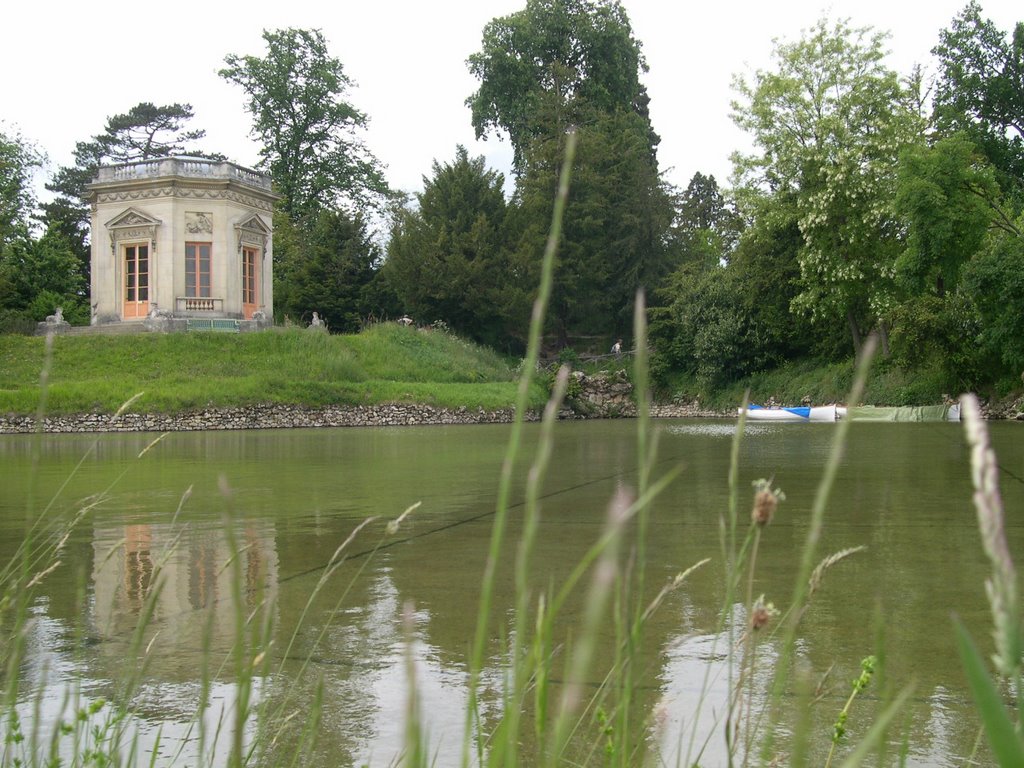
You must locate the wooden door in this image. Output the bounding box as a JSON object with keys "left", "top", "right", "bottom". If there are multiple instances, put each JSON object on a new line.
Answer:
{"left": 123, "top": 243, "right": 149, "bottom": 319}
{"left": 242, "top": 247, "right": 258, "bottom": 320}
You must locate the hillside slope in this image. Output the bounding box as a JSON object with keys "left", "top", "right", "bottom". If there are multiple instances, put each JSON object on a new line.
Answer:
{"left": 0, "top": 325, "right": 546, "bottom": 416}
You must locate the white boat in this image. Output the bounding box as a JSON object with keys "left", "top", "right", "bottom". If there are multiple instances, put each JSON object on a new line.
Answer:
{"left": 741, "top": 402, "right": 959, "bottom": 423}
{"left": 739, "top": 404, "right": 842, "bottom": 422}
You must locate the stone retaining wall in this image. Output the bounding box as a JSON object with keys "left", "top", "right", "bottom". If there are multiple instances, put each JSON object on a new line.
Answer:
{"left": 0, "top": 403, "right": 538, "bottom": 434}
{"left": 649, "top": 402, "right": 732, "bottom": 419}
{"left": 3, "top": 387, "right": 1015, "bottom": 435}
{"left": 0, "top": 400, "right": 735, "bottom": 435}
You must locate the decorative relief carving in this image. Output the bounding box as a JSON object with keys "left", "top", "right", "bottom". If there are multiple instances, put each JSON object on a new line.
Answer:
{"left": 113, "top": 227, "right": 153, "bottom": 241}
{"left": 235, "top": 214, "right": 271, "bottom": 253}
{"left": 105, "top": 208, "right": 160, "bottom": 253}
{"left": 119, "top": 212, "right": 152, "bottom": 226}
{"left": 95, "top": 188, "right": 273, "bottom": 211}
{"left": 239, "top": 230, "right": 265, "bottom": 247}
{"left": 185, "top": 211, "right": 213, "bottom": 234}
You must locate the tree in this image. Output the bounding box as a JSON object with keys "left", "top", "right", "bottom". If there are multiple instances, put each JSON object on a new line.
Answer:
{"left": 507, "top": 106, "right": 674, "bottom": 345}
{"left": 650, "top": 262, "right": 750, "bottom": 387}
{"left": 932, "top": 2, "right": 1024, "bottom": 195}
{"left": 221, "top": 28, "right": 392, "bottom": 222}
{"left": 42, "top": 103, "right": 213, "bottom": 285}
{"left": 0, "top": 229, "right": 88, "bottom": 323}
{"left": 730, "top": 210, "right": 826, "bottom": 363}
{"left": 894, "top": 134, "right": 998, "bottom": 296}
{"left": 673, "top": 172, "right": 742, "bottom": 269}
{"left": 384, "top": 147, "right": 517, "bottom": 348}
{"left": 0, "top": 126, "right": 43, "bottom": 253}
{"left": 731, "top": 18, "right": 925, "bottom": 355}
{"left": 467, "top": 0, "right": 656, "bottom": 174}
{"left": 282, "top": 209, "right": 382, "bottom": 333}
{"left": 468, "top": 0, "right": 672, "bottom": 346}
{"left": 962, "top": 226, "right": 1024, "bottom": 374}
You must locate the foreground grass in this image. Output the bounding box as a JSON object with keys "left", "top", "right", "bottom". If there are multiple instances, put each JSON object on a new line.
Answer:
{"left": 0, "top": 324, "right": 548, "bottom": 416}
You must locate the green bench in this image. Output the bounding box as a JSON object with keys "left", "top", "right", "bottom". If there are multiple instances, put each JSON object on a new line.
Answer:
{"left": 186, "top": 318, "right": 240, "bottom": 333}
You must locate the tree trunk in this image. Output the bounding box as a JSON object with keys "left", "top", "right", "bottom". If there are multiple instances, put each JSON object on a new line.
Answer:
{"left": 877, "top": 320, "right": 891, "bottom": 358}
{"left": 846, "top": 309, "right": 862, "bottom": 358}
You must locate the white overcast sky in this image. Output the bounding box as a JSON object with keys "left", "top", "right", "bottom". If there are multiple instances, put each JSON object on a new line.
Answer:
{"left": 2, "top": 0, "right": 1020, "bottom": 200}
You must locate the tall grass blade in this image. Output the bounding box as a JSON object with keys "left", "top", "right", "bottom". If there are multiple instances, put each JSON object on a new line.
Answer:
{"left": 953, "top": 617, "right": 1023, "bottom": 766}
{"left": 760, "top": 335, "right": 877, "bottom": 762}
{"left": 835, "top": 683, "right": 917, "bottom": 768}
{"left": 961, "top": 393, "right": 1021, "bottom": 684}
{"left": 462, "top": 130, "right": 578, "bottom": 768}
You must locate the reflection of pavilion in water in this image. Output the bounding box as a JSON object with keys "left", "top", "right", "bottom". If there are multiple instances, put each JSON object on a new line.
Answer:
{"left": 91, "top": 521, "right": 278, "bottom": 659}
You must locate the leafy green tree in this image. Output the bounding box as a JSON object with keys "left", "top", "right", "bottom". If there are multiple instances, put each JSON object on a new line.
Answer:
{"left": 221, "top": 28, "right": 392, "bottom": 221}
{"left": 467, "top": 0, "right": 655, "bottom": 174}
{"left": 0, "top": 229, "right": 88, "bottom": 322}
{"left": 673, "top": 171, "right": 742, "bottom": 269}
{"left": 0, "top": 126, "right": 43, "bottom": 252}
{"left": 510, "top": 107, "right": 674, "bottom": 345}
{"left": 468, "top": 1, "right": 672, "bottom": 346}
{"left": 384, "top": 147, "right": 518, "bottom": 348}
{"left": 730, "top": 211, "right": 827, "bottom": 363}
{"left": 650, "top": 262, "right": 750, "bottom": 387}
{"left": 962, "top": 225, "right": 1024, "bottom": 375}
{"left": 42, "top": 103, "right": 213, "bottom": 286}
{"left": 932, "top": 2, "right": 1024, "bottom": 195}
{"left": 282, "top": 209, "right": 381, "bottom": 333}
{"left": 895, "top": 134, "right": 999, "bottom": 296}
{"left": 731, "top": 18, "right": 925, "bottom": 355}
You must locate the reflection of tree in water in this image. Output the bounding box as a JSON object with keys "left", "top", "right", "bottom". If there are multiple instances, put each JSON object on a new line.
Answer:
{"left": 255, "top": 565, "right": 403, "bottom": 767}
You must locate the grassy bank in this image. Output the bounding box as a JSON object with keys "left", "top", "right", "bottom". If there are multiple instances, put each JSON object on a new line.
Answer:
{"left": 657, "top": 356, "right": 1022, "bottom": 412}
{"left": 0, "top": 324, "right": 548, "bottom": 416}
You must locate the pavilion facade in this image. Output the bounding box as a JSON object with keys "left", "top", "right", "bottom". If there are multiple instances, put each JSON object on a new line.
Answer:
{"left": 87, "top": 157, "right": 276, "bottom": 326}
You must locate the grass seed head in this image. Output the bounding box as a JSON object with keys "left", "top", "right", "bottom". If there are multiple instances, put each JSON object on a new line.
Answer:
{"left": 750, "top": 594, "right": 779, "bottom": 631}
{"left": 751, "top": 478, "right": 785, "bottom": 526}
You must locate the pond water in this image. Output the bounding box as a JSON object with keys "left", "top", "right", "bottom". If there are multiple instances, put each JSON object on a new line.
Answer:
{"left": 0, "top": 418, "right": 1021, "bottom": 766}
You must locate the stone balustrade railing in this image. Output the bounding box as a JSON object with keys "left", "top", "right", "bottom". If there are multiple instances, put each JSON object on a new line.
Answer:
{"left": 94, "top": 157, "right": 272, "bottom": 191}
{"left": 176, "top": 296, "right": 223, "bottom": 313}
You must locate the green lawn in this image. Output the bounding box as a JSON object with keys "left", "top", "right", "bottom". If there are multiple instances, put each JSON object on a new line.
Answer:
{"left": 0, "top": 324, "right": 547, "bottom": 416}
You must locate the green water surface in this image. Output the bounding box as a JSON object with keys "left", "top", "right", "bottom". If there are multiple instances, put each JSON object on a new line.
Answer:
{"left": 0, "top": 418, "right": 1020, "bottom": 766}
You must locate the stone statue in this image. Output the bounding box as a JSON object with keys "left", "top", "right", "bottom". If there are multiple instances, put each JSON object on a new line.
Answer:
{"left": 144, "top": 302, "right": 175, "bottom": 332}
{"left": 37, "top": 306, "right": 70, "bottom": 336}
{"left": 310, "top": 311, "right": 324, "bottom": 327}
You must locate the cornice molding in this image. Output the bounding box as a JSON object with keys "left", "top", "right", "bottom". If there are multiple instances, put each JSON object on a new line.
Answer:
{"left": 95, "top": 186, "right": 274, "bottom": 212}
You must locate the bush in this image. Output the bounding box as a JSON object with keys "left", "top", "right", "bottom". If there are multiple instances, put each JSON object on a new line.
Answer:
{"left": 0, "top": 308, "right": 35, "bottom": 335}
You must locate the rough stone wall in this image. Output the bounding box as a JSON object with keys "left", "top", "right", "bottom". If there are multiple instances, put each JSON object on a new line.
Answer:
{"left": 567, "top": 370, "right": 730, "bottom": 419}
{"left": 983, "top": 394, "right": 1024, "bottom": 420}
{"left": 567, "top": 370, "right": 636, "bottom": 417}
{"left": 0, "top": 404, "right": 538, "bottom": 435}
